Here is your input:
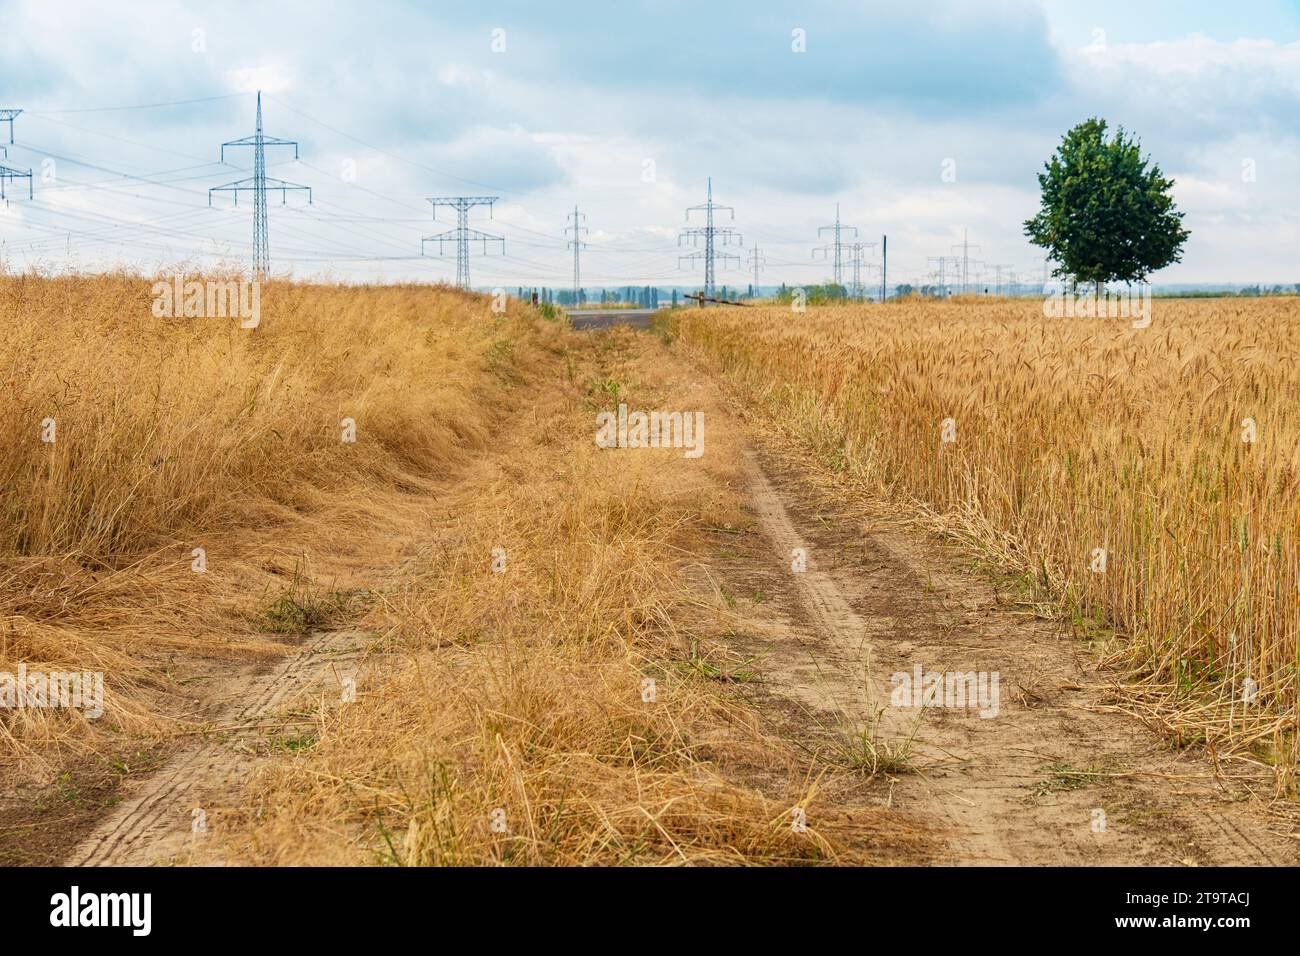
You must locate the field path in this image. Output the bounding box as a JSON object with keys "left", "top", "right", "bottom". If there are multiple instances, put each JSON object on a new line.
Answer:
{"left": 62, "top": 324, "right": 1299, "bottom": 867}
{"left": 662, "top": 333, "right": 1297, "bottom": 866}
{"left": 67, "top": 626, "right": 372, "bottom": 866}
{"left": 64, "top": 381, "right": 538, "bottom": 867}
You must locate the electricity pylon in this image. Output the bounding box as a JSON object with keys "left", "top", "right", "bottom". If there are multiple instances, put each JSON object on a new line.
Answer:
{"left": 951, "top": 228, "right": 982, "bottom": 294}
{"left": 0, "top": 108, "right": 30, "bottom": 200}
{"left": 991, "top": 263, "right": 1014, "bottom": 297}
{"left": 747, "top": 246, "right": 766, "bottom": 298}
{"left": 565, "top": 205, "right": 587, "bottom": 298}
{"left": 678, "top": 177, "right": 741, "bottom": 302}
{"left": 0, "top": 164, "right": 31, "bottom": 200}
{"left": 210, "top": 91, "right": 311, "bottom": 277}
{"left": 1033, "top": 256, "right": 1052, "bottom": 293}
{"left": 848, "top": 240, "right": 877, "bottom": 300}
{"left": 422, "top": 196, "right": 503, "bottom": 290}
{"left": 813, "top": 203, "right": 858, "bottom": 286}
{"left": 927, "top": 255, "right": 960, "bottom": 297}
{"left": 0, "top": 109, "right": 20, "bottom": 144}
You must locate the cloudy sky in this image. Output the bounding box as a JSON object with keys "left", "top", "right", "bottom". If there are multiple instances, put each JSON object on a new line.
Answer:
{"left": 1, "top": 0, "right": 1297, "bottom": 288}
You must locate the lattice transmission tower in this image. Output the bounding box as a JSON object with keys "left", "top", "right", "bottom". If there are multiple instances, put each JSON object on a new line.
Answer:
{"left": 747, "top": 246, "right": 766, "bottom": 298}
{"left": 813, "top": 203, "right": 858, "bottom": 287}
{"left": 951, "top": 228, "right": 982, "bottom": 295}
{"left": 848, "top": 240, "right": 877, "bottom": 300}
{"left": 565, "top": 205, "right": 587, "bottom": 299}
{"left": 678, "top": 177, "right": 740, "bottom": 301}
{"left": 927, "top": 255, "right": 960, "bottom": 297}
{"left": 210, "top": 92, "right": 311, "bottom": 277}
{"left": 422, "top": 197, "right": 503, "bottom": 290}
{"left": 0, "top": 108, "right": 31, "bottom": 201}
{"left": 991, "top": 263, "right": 1014, "bottom": 297}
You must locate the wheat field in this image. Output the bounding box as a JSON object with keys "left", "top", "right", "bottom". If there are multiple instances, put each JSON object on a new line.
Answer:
{"left": 1, "top": 274, "right": 903, "bottom": 865}
{"left": 669, "top": 296, "right": 1300, "bottom": 777}
{"left": 0, "top": 273, "right": 532, "bottom": 760}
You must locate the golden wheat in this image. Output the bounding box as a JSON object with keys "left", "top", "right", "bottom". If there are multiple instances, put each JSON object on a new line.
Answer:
{"left": 669, "top": 297, "right": 1300, "bottom": 777}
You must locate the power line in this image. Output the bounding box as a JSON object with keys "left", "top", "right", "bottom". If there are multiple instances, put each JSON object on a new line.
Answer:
{"left": 422, "top": 196, "right": 503, "bottom": 290}
{"left": 28, "top": 92, "right": 246, "bottom": 115}
{"left": 209, "top": 91, "right": 312, "bottom": 276}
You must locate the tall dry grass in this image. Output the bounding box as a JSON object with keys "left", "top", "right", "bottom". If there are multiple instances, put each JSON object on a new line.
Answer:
{"left": 668, "top": 297, "right": 1300, "bottom": 781}
{"left": 224, "top": 328, "right": 912, "bottom": 865}
{"left": 2, "top": 277, "right": 912, "bottom": 864}
{"left": 0, "top": 271, "right": 537, "bottom": 764}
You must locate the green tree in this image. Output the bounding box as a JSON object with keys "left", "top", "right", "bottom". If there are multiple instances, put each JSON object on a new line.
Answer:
{"left": 1025, "top": 118, "right": 1189, "bottom": 291}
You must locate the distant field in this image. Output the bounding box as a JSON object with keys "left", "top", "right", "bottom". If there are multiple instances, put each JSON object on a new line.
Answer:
{"left": 669, "top": 297, "right": 1300, "bottom": 772}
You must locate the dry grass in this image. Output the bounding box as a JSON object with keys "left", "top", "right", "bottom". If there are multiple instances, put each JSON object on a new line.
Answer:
{"left": 1, "top": 277, "right": 913, "bottom": 865}
{"left": 0, "top": 271, "right": 538, "bottom": 770}
{"left": 667, "top": 297, "right": 1300, "bottom": 785}
{"left": 223, "top": 328, "right": 903, "bottom": 866}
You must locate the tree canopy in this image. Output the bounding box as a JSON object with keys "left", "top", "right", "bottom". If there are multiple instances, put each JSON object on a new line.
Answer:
{"left": 1025, "top": 118, "right": 1189, "bottom": 286}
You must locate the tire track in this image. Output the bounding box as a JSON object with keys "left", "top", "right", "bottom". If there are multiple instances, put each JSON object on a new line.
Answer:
{"left": 731, "top": 443, "right": 1294, "bottom": 865}
{"left": 67, "top": 628, "right": 369, "bottom": 867}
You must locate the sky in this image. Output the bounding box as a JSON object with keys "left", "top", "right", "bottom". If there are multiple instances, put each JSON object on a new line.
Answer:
{"left": 1, "top": 0, "right": 1297, "bottom": 289}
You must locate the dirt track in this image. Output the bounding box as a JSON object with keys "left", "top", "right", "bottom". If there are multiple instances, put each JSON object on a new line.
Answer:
{"left": 67, "top": 626, "right": 370, "bottom": 866}
{"left": 684, "top": 332, "right": 1295, "bottom": 864}
{"left": 63, "top": 328, "right": 1299, "bottom": 867}
{"left": 722, "top": 442, "right": 1293, "bottom": 864}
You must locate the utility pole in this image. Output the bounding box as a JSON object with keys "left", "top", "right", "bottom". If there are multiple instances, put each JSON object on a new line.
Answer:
{"left": 210, "top": 92, "right": 311, "bottom": 277}
{"left": 881, "top": 235, "right": 888, "bottom": 302}
{"left": 813, "top": 203, "right": 858, "bottom": 288}
{"left": 422, "top": 196, "right": 504, "bottom": 290}
{"left": 678, "top": 177, "right": 741, "bottom": 303}
{"left": 951, "top": 228, "right": 982, "bottom": 295}
{"left": 747, "top": 246, "right": 766, "bottom": 299}
{"left": 565, "top": 205, "right": 587, "bottom": 299}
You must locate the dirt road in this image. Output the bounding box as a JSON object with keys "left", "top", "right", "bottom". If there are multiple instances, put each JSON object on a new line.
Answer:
{"left": 62, "top": 327, "right": 1298, "bottom": 866}
{"left": 699, "top": 395, "right": 1295, "bottom": 865}
{"left": 66, "top": 626, "right": 372, "bottom": 866}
